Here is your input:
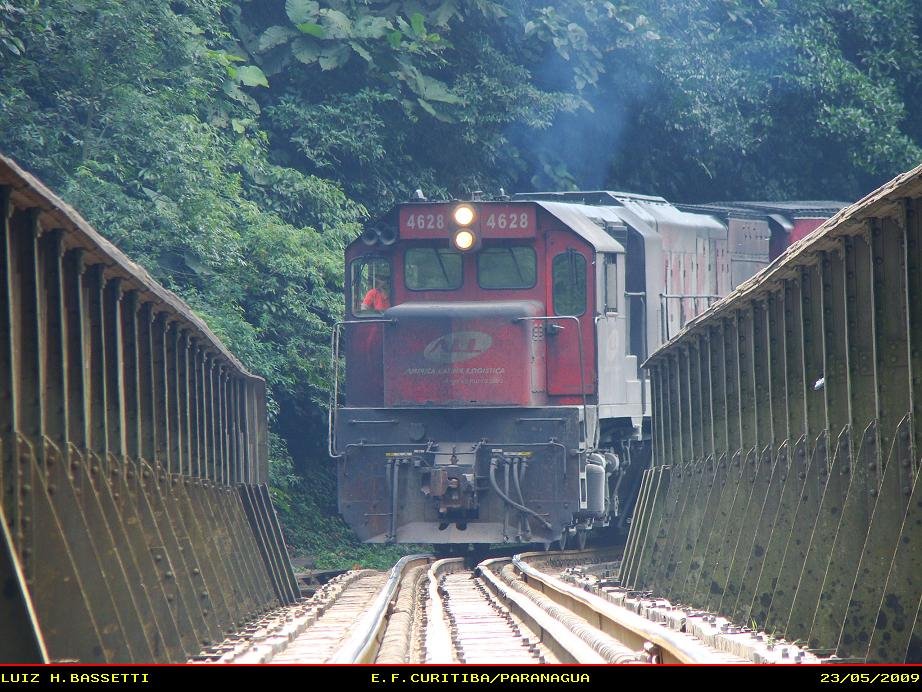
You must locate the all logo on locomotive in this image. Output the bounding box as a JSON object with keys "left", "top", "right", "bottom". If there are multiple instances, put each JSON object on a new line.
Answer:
{"left": 329, "top": 191, "right": 845, "bottom": 548}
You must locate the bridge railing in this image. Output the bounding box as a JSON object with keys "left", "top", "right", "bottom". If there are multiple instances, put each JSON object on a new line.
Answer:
{"left": 0, "top": 154, "right": 298, "bottom": 663}
{"left": 623, "top": 162, "right": 922, "bottom": 662}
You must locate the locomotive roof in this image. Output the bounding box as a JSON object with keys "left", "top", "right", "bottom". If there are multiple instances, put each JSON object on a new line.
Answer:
{"left": 532, "top": 201, "right": 625, "bottom": 253}
{"left": 518, "top": 190, "right": 726, "bottom": 241}
{"left": 680, "top": 200, "right": 849, "bottom": 217}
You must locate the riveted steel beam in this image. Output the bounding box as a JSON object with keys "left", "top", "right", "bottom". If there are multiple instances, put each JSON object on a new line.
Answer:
{"left": 767, "top": 292, "right": 788, "bottom": 450}
{"left": 638, "top": 165, "right": 922, "bottom": 660}
{"left": 0, "top": 154, "right": 295, "bottom": 662}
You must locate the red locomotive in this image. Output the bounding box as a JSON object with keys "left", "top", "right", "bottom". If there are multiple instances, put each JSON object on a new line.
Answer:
{"left": 330, "top": 192, "right": 844, "bottom": 547}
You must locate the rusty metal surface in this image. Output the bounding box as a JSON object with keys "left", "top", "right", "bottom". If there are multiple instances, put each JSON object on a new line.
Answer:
{"left": 628, "top": 163, "right": 922, "bottom": 662}
{"left": 0, "top": 155, "right": 296, "bottom": 662}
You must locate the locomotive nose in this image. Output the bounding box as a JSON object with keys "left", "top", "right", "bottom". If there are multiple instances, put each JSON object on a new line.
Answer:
{"left": 382, "top": 300, "right": 547, "bottom": 407}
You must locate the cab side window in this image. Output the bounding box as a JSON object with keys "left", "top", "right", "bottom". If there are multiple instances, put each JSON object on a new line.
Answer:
{"left": 552, "top": 250, "right": 586, "bottom": 316}
{"left": 351, "top": 257, "right": 391, "bottom": 316}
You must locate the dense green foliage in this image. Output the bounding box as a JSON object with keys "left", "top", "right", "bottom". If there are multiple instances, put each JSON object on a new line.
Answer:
{"left": 2, "top": 0, "right": 921, "bottom": 567}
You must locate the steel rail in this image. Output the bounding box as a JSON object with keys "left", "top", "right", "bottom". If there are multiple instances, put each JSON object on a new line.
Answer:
{"left": 512, "top": 551, "right": 745, "bottom": 663}
{"left": 477, "top": 557, "right": 634, "bottom": 664}
{"left": 328, "top": 554, "right": 431, "bottom": 663}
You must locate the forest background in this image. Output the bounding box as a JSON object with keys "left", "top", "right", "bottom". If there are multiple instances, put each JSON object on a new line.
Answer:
{"left": 2, "top": 0, "right": 920, "bottom": 567}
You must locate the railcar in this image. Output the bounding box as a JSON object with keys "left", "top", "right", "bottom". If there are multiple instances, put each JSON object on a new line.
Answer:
{"left": 329, "top": 192, "right": 845, "bottom": 547}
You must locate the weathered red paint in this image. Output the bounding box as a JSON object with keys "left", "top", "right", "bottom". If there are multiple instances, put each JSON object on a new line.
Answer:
{"left": 544, "top": 229, "right": 595, "bottom": 396}
{"left": 383, "top": 301, "right": 546, "bottom": 406}
{"left": 789, "top": 217, "right": 827, "bottom": 244}
{"left": 344, "top": 202, "right": 597, "bottom": 408}
{"left": 398, "top": 203, "right": 537, "bottom": 240}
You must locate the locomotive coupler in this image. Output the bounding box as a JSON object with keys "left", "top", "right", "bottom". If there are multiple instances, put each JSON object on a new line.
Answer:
{"left": 420, "top": 442, "right": 481, "bottom": 523}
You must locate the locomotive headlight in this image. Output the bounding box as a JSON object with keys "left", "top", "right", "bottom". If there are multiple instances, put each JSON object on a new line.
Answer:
{"left": 451, "top": 229, "right": 478, "bottom": 252}
{"left": 453, "top": 204, "right": 475, "bottom": 226}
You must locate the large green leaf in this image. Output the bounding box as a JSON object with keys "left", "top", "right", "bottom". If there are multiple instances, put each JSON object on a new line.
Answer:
{"left": 296, "top": 22, "right": 326, "bottom": 38}
{"left": 386, "top": 30, "right": 402, "bottom": 48}
{"left": 292, "top": 37, "right": 320, "bottom": 64}
{"left": 237, "top": 65, "right": 269, "bottom": 87}
{"left": 416, "top": 97, "right": 455, "bottom": 122}
{"left": 221, "top": 81, "right": 261, "bottom": 113}
{"left": 353, "top": 14, "right": 391, "bottom": 39}
{"left": 414, "top": 74, "right": 461, "bottom": 104}
{"left": 431, "top": 1, "right": 458, "bottom": 28}
{"left": 319, "top": 9, "right": 352, "bottom": 39}
{"left": 258, "top": 25, "right": 296, "bottom": 52}
{"left": 285, "top": 0, "right": 319, "bottom": 25}
{"left": 318, "top": 44, "right": 350, "bottom": 71}
{"left": 410, "top": 12, "right": 425, "bottom": 36}
{"left": 349, "top": 41, "right": 373, "bottom": 62}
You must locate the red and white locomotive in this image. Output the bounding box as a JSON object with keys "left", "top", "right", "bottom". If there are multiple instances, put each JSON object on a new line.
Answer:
{"left": 330, "top": 192, "right": 844, "bottom": 546}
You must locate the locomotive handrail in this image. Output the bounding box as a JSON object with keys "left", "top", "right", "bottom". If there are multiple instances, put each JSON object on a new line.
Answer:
{"left": 328, "top": 318, "right": 396, "bottom": 458}
{"left": 512, "top": 315, "right": 594, "bottom": 449}
{"left": 658, "top": 292, "right": 720, "bottom": 342}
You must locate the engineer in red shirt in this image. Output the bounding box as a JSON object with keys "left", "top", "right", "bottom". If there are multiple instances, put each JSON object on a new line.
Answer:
{"left": 361, "top": 275, "right": 390, "bottom": 313}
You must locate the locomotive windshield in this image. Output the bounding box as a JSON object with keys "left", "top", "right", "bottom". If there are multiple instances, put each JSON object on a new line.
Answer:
{"left": 404, "top": 247, "right": 462, "bottom": 290}
{"left": 477, "top": 246, "right": 536, "bottom": 289}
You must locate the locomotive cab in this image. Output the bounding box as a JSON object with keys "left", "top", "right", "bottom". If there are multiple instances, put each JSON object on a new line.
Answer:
{"left": 331, "top": 199, "right": 643, "bottom": 546}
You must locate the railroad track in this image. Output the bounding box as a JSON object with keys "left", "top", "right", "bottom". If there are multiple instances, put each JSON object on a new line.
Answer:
{"left": 434, "top": 569, "right": 549, "bottom": 663}
{"left": 195, "top": 548, "right": 806, "bottom": 665}
{"left": 424, "top": 551, "right": 747, "bottom": 664}
{"left": 195, "top": 556, "right": 429, "bottom": 664}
